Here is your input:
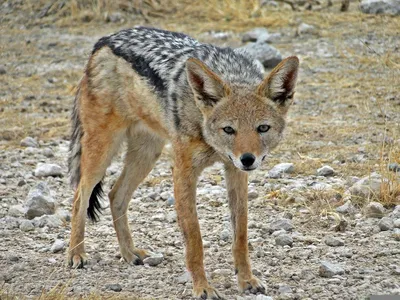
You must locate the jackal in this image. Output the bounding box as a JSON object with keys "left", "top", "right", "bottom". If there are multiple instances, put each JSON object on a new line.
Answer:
{"left": 68, "top": 26, "right": 299, "bottom": 299}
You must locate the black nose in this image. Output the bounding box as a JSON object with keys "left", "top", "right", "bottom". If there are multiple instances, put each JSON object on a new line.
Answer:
{"left": 240, "top": 153, "right": 256, "bottom": 167}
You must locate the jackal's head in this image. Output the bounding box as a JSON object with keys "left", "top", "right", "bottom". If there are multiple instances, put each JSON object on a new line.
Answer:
{"left": 186, "top": 56, "right": 299, "bottom": 171}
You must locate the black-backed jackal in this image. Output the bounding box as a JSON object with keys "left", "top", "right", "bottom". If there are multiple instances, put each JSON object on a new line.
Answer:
{"left": 68, "top": 26, "right": 299, "bottom": 299}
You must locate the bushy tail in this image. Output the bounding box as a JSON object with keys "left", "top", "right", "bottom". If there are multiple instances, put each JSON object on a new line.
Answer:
{"left": 68, "top": 81, "right": 103, "bottom": 222}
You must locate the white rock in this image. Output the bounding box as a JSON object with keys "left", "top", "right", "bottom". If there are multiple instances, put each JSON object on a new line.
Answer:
{"left": 8, "top": 205, "right": 25, "bottom": 217}
{"left": 297, "top": 22, "right": 317, "bottom": 35}
{"left": 268, "top": 163, "right": 294, "bottom": 179}
{"left": 51, "top": 239, "right": 65, "bottom": 253}
{"left": 365, "top": 201, "right": 385, "bottom": 218}
{"left": 319, "top": 261, "right": 344, "bottom": 277}
{"left": 143, "top": 253, "right": 164, "bottom": 266}
{"left": 24, "top": 182, "right": 56, "bottom": 219}
{"left": 255, "top": 296, "right": 273, "bottom": 300}
{"left": 360, "top": 0, "right": 400, "bottom": 15}
{"left": 19, "top": 220, "right": 34, "bottom": 232}
{"left": 349, "top": 173, "right": 382, "bottom": 199}
{"left": 317, "top": 165, "right": 335, "bottom": 177}
{"left": 20, "top": 137, "right": 38, "bottom": 148}
{"left": 34, "top": 163, "right": 63, "bottom": 177}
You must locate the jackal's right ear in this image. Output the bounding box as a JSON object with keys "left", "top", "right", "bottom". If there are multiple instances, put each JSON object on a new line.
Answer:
{"left": 258, "top": 56, "right": 299, "bottom": 107}
{"left": 186, "top": 58, "right": 229, "bottom": 111}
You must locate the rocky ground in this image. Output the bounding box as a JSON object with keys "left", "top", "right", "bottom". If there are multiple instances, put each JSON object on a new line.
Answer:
{"left": 1, "top": 1, "right": 400, "bottom": 299}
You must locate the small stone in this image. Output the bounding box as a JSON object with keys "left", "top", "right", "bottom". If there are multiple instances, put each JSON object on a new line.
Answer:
{"left": 248, "top": 190, "right": 259, "bottom": 199}
{"left": 393, "top": 229, "right": 400, "bottom": 241}
{"left": 105, "top": 12, "right": 124, "bottom": 23}
{"left": 105, "top": 283, "right": 122, "bottom": 292}
{"left": 275, "top": 234, "right": 293, "bottom": 247}
{"left": 388, "top": 163, "right": 400, "bottom": 172}
{"left": 42, "top": 148, "right": 54, "bottom": 158}
{"left": 278, "top": 285, "right": 292, "bottom": 294}
{"left": 319, "top": 261, "right": 344, "bottom": 278}
{"left": 166, "top": 196, "right": 175, "bottom": 206}
{"left": 143, "top": 253, "right": 164, "bottom": 266}
{"left": 19, "top": 220, "right": 34, "bottom": 232}
{"left": 50, "top": 239, "right": 65, "bottom": 253}
{"left": 220, "top": 229, "right": 231, "bottom": 242}
{"left": 268, "top": 163, "right": 294, "bottom": 179}
{"left": 336, "top": 200, "right": 356, "bottom": 215}
{"left": 390, "top": 205, "right": 400, "bottom": 219}
{"left": 360, "top": 0, "right": 400, "bottom": 16}
{"left": 297, "top": 22, "right": 317, "bottom": 35}
{"left": 349, "top": 173, "right": 382, "bottom": 200}
{"left": 151, "top": 213, "right": 166, "bottom": 222}
{"left": 317, "top": 165, "right": 335, "bottom": 177}
{"left": 378, "top": 217, "right": 394, "bottom": 231}
{"left": 0, "top": 65, "right": 6, "bottom": 75}
{"left": 242, "top": 27, "right": 270, "bottom": 43}
{"left": 269, "top": 218, "right": 294, "bottom": 233}
{"left": 237, "top": 42, "right": 282, "bottom": 69}
{"left": 24, "top": 182, "right": 56, "bottom": 219}
{"left": 34, "top": 163, "right": 63, "bottom": 177}
{"left": 365, "top": 201, "right": 385, "bottom": 218}
{"left": 394, "top": 219, "right": 400, "bottom": 228}
{"left": 17, "top": 180, "right": 26, "bottom": 187}
{"left": 20, "top": 137, "right": 38, "bottom": 148}
{"left": 176, "top": 271, "right": 191, "bottom": 284}
{"left": 8, "top": 205, "right": 25, "bottom": 217}
{"left": 324, "top": 236, "right": 345, "bottom": 247}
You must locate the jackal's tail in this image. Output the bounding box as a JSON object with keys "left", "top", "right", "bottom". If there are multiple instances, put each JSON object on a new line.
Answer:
{"left": 68, "top": 80, "right": 103, "bottom": 222}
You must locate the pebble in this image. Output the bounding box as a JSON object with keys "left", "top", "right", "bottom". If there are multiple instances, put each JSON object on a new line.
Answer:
{"left": 237, "top": 42, "right": 282, "bottom": 68}
{"left": 297, "top": 22, "right": 317, "bottom": 35}
{"left": 248, "top": 190, "right": 259, "bottom": 199}
{"left": 105, "top": 283, "right": 122, "bottom": 292}
{"left": 336, "top": 200, "right": 356, "bottom": 215}
{"left": 394, "top": 219, "right": 400, "bottom": 228}
{"left": 20, "top": 137, "right": 38, "bottom": 148}
{"left": 0, "top": 65, "right": 6, "bottom": 75}
{"left": 317, "top": 165, "right": 335, "bottom": 177}
{"left": 242, "top": 27, "right": 271, "bottom": 43}
{"left": 267, "top": 163, "right": 294, "bottom": 179}
{"left": 365, "top": 201, "right": 385, "bottom": 218}
{"left": 275, "top": 234, "right": 293, "bottom": 246}
{"left": 324, "top": 236, "right": 345, "bottom": 247}
{"left": 166, "top": 196, "right": 175, "bottom": 206}
{"left": 32, "top": 215, "right": 63, "bottom": 228}
{"left": 34, "top": 163, "right": 63, "bottom": 177}
{"left": 378, "top": 217, "right": 394, "bottom": 231}
{"left": 19, "top": 220, "right": 34, "bottom": 232}
{"left": 319, "top": 261, "right": 345, "bottom": 278}
{"left": 42, "top": 148, "right": 54, "bottom": 158}
{"left": 143, "top": 253, "right": 164, "bottom": 266}
{"left": 176, "top": 271, "right": 191, "bottom": 284}
{"left": 255, "top": 296, "right": 273, "bottom": 300}
{"left": 388, "top": 163, "right": 400, "bottom": 172}
{"left": 220, "top": 229, "right": 231, "bottom": 242}
{"left": 24, "top": 182, "right": 56, "bottom": 219}
{"left": 349, "top": 173, "right": 382, "bottom": 200}
{"left": 269, "top": 218, "right": 294, "bottom": 233}
{"left": 50, "top": 239, "right": 65, "bottom": 253}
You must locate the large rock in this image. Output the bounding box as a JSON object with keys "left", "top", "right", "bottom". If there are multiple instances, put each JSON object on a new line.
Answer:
{"left": 237, "top": 42, "right": 282, "bottom": 69}
{"left": 24, "top": 182, "right": 56, "bottom": 219}
{"left": 360, "top": 0, "right": 400, "bottom": 15}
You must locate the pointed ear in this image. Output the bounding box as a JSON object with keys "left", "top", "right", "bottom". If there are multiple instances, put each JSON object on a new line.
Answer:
{"left": 186, "top": 58, "right": 230, "bottom": 111}
{"left": 257, "top": 56, "right": 299, "bottom": 106}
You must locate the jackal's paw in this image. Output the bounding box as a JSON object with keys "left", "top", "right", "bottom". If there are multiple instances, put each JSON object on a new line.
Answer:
{"left": 122, "top": 248, "right": 150, "bottom": 266}
{"left": 238, "top": 275, "right": 266, "bottom": 294}
{"left": 193, "top": 284, "right": 223, "bottom": 299}
{"left": 67, "top": 252, "right": 88, "bottom": 269}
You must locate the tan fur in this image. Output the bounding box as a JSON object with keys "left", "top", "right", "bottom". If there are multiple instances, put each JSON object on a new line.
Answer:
{"left": 68, "top": 46, "right": 298, "bottom": 298}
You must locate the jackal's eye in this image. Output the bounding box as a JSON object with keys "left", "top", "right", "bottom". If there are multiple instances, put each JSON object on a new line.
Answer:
{"left": 257, "top": 125, "right": 271, "bottom": 133}
{"left": 222, "top": 126, "right": 235, "bottom": 135}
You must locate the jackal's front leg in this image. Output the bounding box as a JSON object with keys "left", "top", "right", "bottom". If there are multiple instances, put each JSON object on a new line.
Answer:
{"left": 225, "top": 164, "right": 266, "bottom": 294}
{"left": 173, "top": 142, "right": 222, "bottom": 299}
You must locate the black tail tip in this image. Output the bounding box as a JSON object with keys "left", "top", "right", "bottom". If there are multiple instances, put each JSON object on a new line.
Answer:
{"left": 87, "top": 181, "right": 104, "bottom": 222}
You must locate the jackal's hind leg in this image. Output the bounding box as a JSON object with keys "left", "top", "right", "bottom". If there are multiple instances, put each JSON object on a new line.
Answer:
{"left": 109, "top": 125, "right": 165, "bottom": 265}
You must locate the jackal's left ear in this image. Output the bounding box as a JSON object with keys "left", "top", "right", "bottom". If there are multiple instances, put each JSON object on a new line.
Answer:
{"left": 186, "top": 58, "right": 229, "bottom": 111}
{"left": 258, "top": 56, "right": 299, "bottom": 106}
